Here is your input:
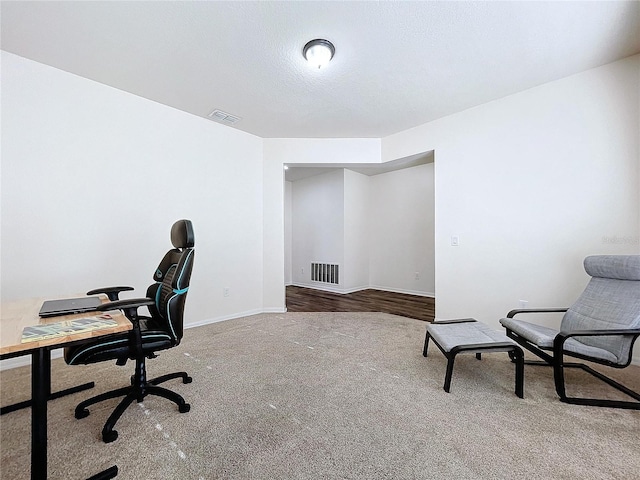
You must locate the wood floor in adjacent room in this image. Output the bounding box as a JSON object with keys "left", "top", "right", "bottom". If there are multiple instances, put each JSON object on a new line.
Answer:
{"left": 285, "top": 285, "right": 435, "bottom": 322}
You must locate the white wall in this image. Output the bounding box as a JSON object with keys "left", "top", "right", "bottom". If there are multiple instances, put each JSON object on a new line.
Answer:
{"left": 291, "top": 169, "right": 345, "bottom": 288}
{"left": 1, "top": 52, "right": 266, "bottom": 325}
{"left": 263, "top": 138, "right": 382, "bottom": 165}
{"left": 287, "top": 165, "right": 435, "bottom": 295}
{"left": 343, "top": 169, "right": 370, "bottom": 291}
{"left": 262, "top": 138, "right": 381, "bottom": 308}
{"left": 382, "top": 55, "right": 640, "bottom": 336}
{"left": 284, "top": 180, "right": 293, "bottom": 285}
{"left": 369, "top": 163, "right": 435, "bottom": 296}
{"left": 4, "top": 51, "right": 638, "bottom": 364}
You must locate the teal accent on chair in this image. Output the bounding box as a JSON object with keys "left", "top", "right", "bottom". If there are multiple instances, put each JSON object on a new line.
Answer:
{"left": 63, "top": 219, "right": 196, "bottom": 442}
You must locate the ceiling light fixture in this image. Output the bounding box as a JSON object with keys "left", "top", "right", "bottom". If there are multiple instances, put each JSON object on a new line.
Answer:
{"left": 303, "top": 39, "right": 335, "bottom": 69}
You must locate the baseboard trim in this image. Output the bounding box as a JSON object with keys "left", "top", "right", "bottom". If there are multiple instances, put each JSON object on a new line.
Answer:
{"left": 185, "top": 308, "right": 264, "bottom": 329}
{"left": 291, "top": 283, "right": 351, "bottom": 294}
{"left": 0, "top": 308, "right": 286, "bottom": 371}
{"left": 185, "top": 308, "right": 288, "bottom": 329}
{"left": 368, "top": 285, "right": 435, "bottom": 298}
{"left": 291, "top": 283, "right": 435, "bottom": 298}
{"left": 1, "top": 349, "right": 64, "bottom": 371}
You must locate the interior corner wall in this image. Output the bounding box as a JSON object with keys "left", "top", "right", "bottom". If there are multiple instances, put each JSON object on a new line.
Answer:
{"left": 287, "top": 165, "right": 435, "bottom": 295}
{"left": 1, "top": 52, "right": 265, "bottom": 325}
{"left": 284, "top": 181, "right": 293, "bottom": 285}
{"left": 290, "top": 170, "right": 345, "bottom": 289}
{"left": 262, "top": 137, "right": 382, "bottom": 309}
{"left": 382, "top": 55, "right": 640, "bottom": 344}
{"left": 369, "top": 163, "right": 435, "bottom": 296}
{"left": 343, "top": 169, "right": 370, "bottom": 291}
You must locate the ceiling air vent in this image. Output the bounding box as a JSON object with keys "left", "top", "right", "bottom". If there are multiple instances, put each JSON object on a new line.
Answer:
{"left": 207, "top": 109, "right": 241, "bottom": 125}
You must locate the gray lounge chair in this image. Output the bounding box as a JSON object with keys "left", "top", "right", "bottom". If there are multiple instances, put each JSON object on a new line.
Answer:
{"left": 500, "top": 255, "right": 640, "bottom": 409}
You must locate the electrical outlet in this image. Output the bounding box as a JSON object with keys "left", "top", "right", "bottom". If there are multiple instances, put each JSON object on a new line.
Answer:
{"left": 223, "top": 288, "right": 230, "bottom": 297}
{"left": 519, "top": 300, "right": 528, "bottom": 308}
{"left": 301, "top": 267, "right": 304, "bottom": 274}
{"left": 415, "top": 272, "right": 420, "bottom": 280}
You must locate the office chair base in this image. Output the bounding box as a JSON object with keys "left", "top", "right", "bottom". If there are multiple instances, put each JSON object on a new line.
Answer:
{"left": 150, "top": 371, "right": 192, "bottom": 386}
{"left": 103, "top": 429, "right": 119, "bottom": 444}
{"left": 75, "top": 366, "right": 192, "bottom": 443}
{"left": 86, "top": 465, "right": 118, "bottom": 480}
{"left": 100, "top": 383, "right": 190, "bottom": 443}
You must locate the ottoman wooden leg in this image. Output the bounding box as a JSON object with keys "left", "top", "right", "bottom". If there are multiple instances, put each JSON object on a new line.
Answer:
{"left": 423, "top": 331, "right": 431, "bottom": 357}
{"left": 512, "top": 347, "right": 524, "bottom": 398}
{"left": 443, "top": 355, "right": 456, "bottom": 393}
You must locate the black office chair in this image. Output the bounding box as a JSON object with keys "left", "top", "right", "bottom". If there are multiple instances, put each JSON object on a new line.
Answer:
{"left": 64, "top": 219, "right": 195, "bottom": 443}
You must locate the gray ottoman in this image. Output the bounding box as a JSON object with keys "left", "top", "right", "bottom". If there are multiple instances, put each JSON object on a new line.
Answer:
{"left": 423, "top": 318, "right": 524, "bottom": 397}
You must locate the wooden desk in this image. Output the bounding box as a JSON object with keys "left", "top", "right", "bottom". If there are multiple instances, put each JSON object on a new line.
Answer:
{"left": 0, "top": 296, "right": 131, "bottom": 480}
{"left": 0, "top": 296, "right": 131, "bottom": 357}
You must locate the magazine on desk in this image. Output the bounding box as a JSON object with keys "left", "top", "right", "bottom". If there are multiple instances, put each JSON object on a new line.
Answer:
{"left": 21, "top": 315, "right": 118, "bottom": 343}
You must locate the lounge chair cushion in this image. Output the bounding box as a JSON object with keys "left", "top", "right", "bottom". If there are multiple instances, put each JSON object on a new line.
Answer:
{"left": 558, "top": 256, "right": 640, "bottom": 363}
{"left": 500, "top": 317, "right": 618, "bottom": 363}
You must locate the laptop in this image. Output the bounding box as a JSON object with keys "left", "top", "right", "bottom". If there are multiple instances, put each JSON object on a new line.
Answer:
{"left": 38, "top": 296, "right": 102, "bottom": 318}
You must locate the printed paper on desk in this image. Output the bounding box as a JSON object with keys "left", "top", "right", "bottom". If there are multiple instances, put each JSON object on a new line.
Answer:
{"left": 21, "top": 317, "right": 119, "bottom": 343}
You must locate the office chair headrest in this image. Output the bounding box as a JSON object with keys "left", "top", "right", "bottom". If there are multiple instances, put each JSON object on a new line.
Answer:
{"left": 171, "top": 219, "right": 195, "bottom": 249}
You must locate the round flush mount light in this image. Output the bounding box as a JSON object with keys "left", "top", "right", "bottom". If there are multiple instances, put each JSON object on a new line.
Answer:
{"left": 303, "top": 39, "right": 335, "bottom": 69}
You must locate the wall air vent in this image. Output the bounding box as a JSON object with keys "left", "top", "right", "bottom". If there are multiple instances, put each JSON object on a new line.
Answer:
{"left": 207, "top": 109, "right": 241, "bottom": 125}
{"left": 311, "top": 263, "right": 339, "bottom": 285}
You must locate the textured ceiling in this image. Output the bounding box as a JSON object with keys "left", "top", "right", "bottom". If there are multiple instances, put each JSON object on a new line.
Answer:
{"left": 2, "top": 1, "right": 639, "bottom": 139}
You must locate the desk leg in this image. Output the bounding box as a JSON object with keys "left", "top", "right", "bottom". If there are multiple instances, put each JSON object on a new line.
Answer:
{"left": 1, "top": 382, "right": 95, "bottom": 415}
{"left": 1, "top": 350, "right": 95, "bottom": 415}
{"left": 31, "top": 349, "right": 49, "bottom": 480}
{"left": 27, "top": 349, "right": 117, "bottom": 480}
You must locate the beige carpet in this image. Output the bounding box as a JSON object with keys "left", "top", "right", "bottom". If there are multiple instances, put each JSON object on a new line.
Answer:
{"left": 1, "top": 312, "right": 639, "bottom": 479}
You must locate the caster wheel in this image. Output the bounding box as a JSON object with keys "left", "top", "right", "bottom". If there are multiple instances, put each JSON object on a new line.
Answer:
{"left": 75, "top": 408, "right": 90, "bottom": 419}
{"left": 184, "top": 376, "right": 193, "bottom": 384}
{"left": 102, "top": 430, "right": 118, "bottom": 444}
{"left": 179, "top": 403, "right": 191, "bottom": 413}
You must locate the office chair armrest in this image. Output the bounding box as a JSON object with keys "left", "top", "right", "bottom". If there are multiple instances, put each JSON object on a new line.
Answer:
{"left": 88, "top": 286, "right": 135, "bottom": 301}
{"left": 99, "top": 298, "right": 156, "bottom": 364}
{"left": 97, "top": 297, "right": 155, "bottom": 321}
{"left": 506, "top": 308, "right": 568, "bottom": 318}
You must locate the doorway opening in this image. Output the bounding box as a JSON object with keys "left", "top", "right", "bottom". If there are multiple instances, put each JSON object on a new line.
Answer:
{"left": 283, "top": 151, "right": 435, "bottom": 320}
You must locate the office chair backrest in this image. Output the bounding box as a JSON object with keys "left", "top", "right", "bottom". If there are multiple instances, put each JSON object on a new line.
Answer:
{"left": 147, "top": 219, "right": 195, "bottom": 342}
{"left": 560, "top": 255, "right": 640, "bottom": 364}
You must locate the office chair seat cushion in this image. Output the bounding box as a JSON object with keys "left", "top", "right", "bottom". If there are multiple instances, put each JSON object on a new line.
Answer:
{"left": 499, "top": 317, "right": 618, "bottom": 363}
{"left": 64, "top": 323, "right": 174, "bottom": 365}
